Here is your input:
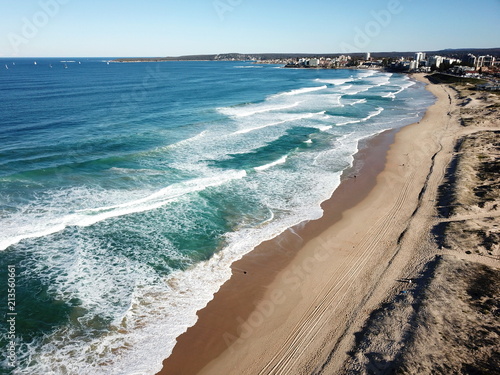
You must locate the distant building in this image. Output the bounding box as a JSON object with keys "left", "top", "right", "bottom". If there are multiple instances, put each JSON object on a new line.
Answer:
{"left": 450, "top": 65, "right": 478, "bottom": 76}
{"left": 414, "top": 52, "right": 426, "bottom": 65}
{"left": 308, "top": 58, "right": 319, "bottom": 67}
{"left": 365, "top": 52, "right": 371, "bottom": 60}
{"left": 409, "top": 60, "right": 418, "bottom": 71}
{"left": 428, "top": 55, "right": 444, "bottom": 68}
{"left": 443, "top": 57, "right": 461, "bottom": 66}
{"left": 466, "top": 53, "right": 477, "bottom": 67}
{"left": 478, "top": 55, "right": 495, "bottom": 67}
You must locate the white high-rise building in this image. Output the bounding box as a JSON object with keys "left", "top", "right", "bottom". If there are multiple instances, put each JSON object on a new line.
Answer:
{"left": 414, "top": 52, "right": 426, "bottom": 65}
{"left": 428, "top": 55, "right": 444, "bottom": 68}
{"left": 478, "top": 55, "right": 495, "bottom": 67}
{"left": 365, "top": 52, "right": 371, "bottom": 60}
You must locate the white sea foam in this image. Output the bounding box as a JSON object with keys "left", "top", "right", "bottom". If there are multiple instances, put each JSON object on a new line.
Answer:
{"left": 233, "top": 111, "right": 325, "bottom": 135}
{"left": 15, "top": 158, "right": 344, "bottom": 375}
{"left": 77, "top": 172, "right": 246, "bottom": 215}
{"left": 233, "top": 119, "right": 289, "bottom": 135}
{"left": 315, "top": 78, "right": 353, "bottom": 86}
{"left": 109, "top": 167, "right": 166, "bottom": 175}
{"left": 333, "top": 94, "right": 344, "bottom": 107}
{"left": 336, "top": 107, "right": 384, "bottom": 126}
{"left": 273, "top": 85, "right": 328, "bottom": 97}
{"left": 218, "top": 101, "right": 301, "bottom": 118}
{"left": 365, "top": 107, "right": 385, "bottom": 120}
{"left": 316, "top": 124, "right": 333, "bottom": 131}
{"left": 0, "top": 171, "right": 247, "bottom": 251}
{"left": 349, "top": 98, "right": 367, "bottom": 106}
{"left": 343, "top": 85, "right": 372, "bottom": 95}
{"left": 161, "top": 130, "right": 209, "bottom": 151}
{"left": 383, "top": 91, "right": 399, "bottom": 99}
{"left": 356, "top": 70, "right": 377, "bottom": 79}
{"left": 343, "top": 72, "right": 392, "bottom": 95}
{"left": 372, "top": 74, "right": 392, "bottom": 87}
{"left": 383, "top": 81, "right": 416, "bottom": 99}
{"left": 255, "top": 155, "right": 288, "bottom": 171}
{"left": 73, "top": 211, "right": 327, "bottom": 374}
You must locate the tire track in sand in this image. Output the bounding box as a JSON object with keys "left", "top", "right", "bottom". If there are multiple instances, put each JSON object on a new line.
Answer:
{"left": 258, "top": 168, "right": 418, "bottom": 375}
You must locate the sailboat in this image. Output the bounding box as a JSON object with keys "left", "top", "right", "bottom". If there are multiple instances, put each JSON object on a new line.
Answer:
{"left": 5, "top": 64, "right": 8, "bottom": 70}
{"left": 34, "top": 61, "right": 37, "bottom": 65}
{"left": 64, "top": 63, "right": 68, "bottom": 69}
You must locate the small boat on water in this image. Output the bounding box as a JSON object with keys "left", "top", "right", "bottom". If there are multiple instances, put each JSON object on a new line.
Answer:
{"left": 34, "top": 61, "right": 37, "bottom": 65}
{"left": 5, "top": 64, "right": 8, "bottom": 70}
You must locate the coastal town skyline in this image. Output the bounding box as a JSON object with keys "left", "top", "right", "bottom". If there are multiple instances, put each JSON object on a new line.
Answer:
{"left": 1, "top": 0, "right": 499, "bottom": 58}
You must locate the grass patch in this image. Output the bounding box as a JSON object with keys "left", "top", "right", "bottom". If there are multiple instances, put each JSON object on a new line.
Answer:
{"left": 427, "top": 73, "right": 487, "bottom": 85}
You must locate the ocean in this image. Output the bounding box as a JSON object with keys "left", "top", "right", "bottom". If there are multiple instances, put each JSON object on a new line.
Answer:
{"left": 0, "top": 59, "right": 435, "bottom": 374}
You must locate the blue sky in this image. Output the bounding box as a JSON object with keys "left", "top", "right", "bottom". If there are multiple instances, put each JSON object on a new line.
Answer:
{"left": 1, "top": 0, "right": 499, "bottom": 57}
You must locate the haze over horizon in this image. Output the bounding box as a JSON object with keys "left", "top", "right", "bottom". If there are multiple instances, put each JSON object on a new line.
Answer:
{"left": 1, "top": 0, "right": 499, "bottom": 58}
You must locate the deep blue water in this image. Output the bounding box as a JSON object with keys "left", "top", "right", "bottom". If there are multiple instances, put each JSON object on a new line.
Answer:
{"left": 0, "top": 58, "right": 435, "bottom": 374}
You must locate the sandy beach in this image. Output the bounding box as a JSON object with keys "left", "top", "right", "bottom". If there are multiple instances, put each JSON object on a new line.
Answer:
{"left": 158, "top": 73, "right": 499, "bottom": 374}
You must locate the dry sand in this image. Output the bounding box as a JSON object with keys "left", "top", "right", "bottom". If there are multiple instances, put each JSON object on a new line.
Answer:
{"left": 158, "top": 74, "right": 499, "bottom": 375}
{"left": 342, "top": 255, "right": 500, "bottom": 374}
{"left": 341, "top": 80, "right": 500, "bottom": 374}
{"left": 433, "top": 84, "right": 500, "bottom": 261}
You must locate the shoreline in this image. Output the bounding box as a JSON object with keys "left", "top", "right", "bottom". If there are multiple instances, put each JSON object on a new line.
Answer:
{"left": 157, "top": 74, "right": 449, "bottom": 375}
{"left": 158, "top": 128, "right": 398, "bottom": 375}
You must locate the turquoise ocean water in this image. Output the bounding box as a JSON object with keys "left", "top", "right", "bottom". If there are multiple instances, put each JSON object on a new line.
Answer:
{"left": 0, "top": 59, "right": 434, "bottom": 374}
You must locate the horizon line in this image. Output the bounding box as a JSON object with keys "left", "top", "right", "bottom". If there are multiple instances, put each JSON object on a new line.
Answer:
{"left": 2, "top": 47, "right": 500, "bottom": 59}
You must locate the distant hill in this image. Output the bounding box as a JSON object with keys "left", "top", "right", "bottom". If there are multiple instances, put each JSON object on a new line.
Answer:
{"left": 113, "top": 48, "right": 500, "bottom": 62}
{"left": 365, "top": 48, "right": 500, "bottom": 59}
